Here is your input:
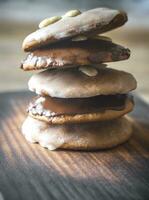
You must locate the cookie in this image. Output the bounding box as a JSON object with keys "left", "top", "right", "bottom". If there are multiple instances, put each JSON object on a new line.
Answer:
{"left": 28, "top": 67, "right": 137, "bottom": 98}
{"left": 21, "top": 39, "right": 130, "bottom": 71}
{"left": 28, "top": 95, "right": 134, "bottom": 124}
{"left": 22, "top": 8, "right": 127, "bottom": 51}
{"left": 22, "top": 116, "right": 132, "bottom": 150}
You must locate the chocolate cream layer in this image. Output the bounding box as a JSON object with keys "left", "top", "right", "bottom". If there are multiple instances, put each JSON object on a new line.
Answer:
{"left": 28, "top": 94, "right": 133, "bottom": 119}
{"left": 21, "top": 39, "right": 130, "bottom": 70}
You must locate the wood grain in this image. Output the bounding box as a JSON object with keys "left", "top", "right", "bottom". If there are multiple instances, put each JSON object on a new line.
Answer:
{"left": 0, "top": 91, "right": 149, "bottom": 200}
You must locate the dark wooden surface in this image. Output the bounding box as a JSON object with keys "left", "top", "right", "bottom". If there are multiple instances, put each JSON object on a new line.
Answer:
{"left": 0, "top": 91, "right": 149, "bottom": 200}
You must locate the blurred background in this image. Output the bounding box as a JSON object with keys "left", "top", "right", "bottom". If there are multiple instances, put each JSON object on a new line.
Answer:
{"left": 0, "top": 0, "right": 149, "bottom": 101}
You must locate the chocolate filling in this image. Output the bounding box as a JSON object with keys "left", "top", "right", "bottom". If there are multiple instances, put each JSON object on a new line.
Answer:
{"left": 21, "top": 39, "right": 130, "bottom": 70}
{"left": 28, "top": 94, "right": 133, "bottom": 118}
{"left": 31, "top": 39, "right": 130, "bottom": 60}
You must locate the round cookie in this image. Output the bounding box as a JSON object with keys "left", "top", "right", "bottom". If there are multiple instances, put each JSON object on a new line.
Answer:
{"left": 28, "top": 95, "right": 134, "bottom": 124}
{"left": 21, "top": 39, "right": 130, "bottom": 71}
{"left": 22, "top": 8, "right": 127, "bottom": 51}
{"left": 22, "top": 116, "right": 133, "bottom": 150}
{"left": 28, "top": 67, "right": 137, "bottom": 98}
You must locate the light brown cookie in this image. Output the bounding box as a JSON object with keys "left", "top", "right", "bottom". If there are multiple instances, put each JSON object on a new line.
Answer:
{"left": 21, "top": 39, "right": 130, "bottom": 71}
{"left": 22, "top": 8, "right": 127, "bottom": 51}
{"left": 22, "top": 116, "right": 132, "bottom": 150}
{"left": 28, "top": 67, "right": 137, "bottom": 98}
{"left": 28, "top": 95, "right": 134, "bottom": 124}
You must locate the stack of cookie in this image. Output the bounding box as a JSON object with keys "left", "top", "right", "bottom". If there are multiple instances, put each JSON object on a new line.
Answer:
{"left": 21, "top": 8, "right": 137, "bottom": 151}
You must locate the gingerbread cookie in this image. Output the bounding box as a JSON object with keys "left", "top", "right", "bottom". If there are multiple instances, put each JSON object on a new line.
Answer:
{"left": 22, "top": 116, "right": 132, "bottom": 150}
{"left": 28, "top": 67, "right": 137, "bottom": 98}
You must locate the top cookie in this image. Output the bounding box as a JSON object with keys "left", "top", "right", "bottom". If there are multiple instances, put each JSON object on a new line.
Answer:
{"left": 22, "top": 8, "right": 127, "bottom": 51}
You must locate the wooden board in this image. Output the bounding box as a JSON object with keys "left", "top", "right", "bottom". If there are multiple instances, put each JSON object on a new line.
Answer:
{"left": 0, "top": 91, "right": 149, "bottom": 200}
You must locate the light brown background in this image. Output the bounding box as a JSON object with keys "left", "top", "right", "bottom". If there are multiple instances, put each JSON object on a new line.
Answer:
{"left": 0, "top": 0, "right": 149, "bottom": 102}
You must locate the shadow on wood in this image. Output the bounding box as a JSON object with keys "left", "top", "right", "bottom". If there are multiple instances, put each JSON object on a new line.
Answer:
{"left": 0, "top": 91, "right": 148, "bottom": 200}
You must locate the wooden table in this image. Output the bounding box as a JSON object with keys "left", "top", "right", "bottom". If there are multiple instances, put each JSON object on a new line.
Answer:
{"left": 0, "top": 91, "right": 149, "bottom": 200}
